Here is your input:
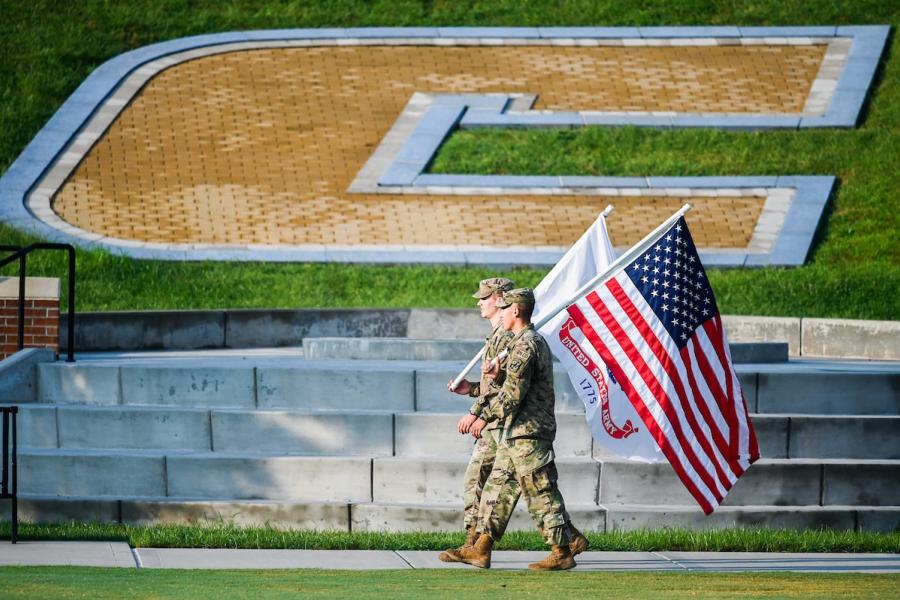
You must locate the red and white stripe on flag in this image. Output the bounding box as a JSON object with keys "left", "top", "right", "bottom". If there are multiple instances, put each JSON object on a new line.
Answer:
{"left": 534, "top": 211, "right": 665, "bottom": 464}
{"left": 565, "top": 217, "right": 759, "bottom": 514}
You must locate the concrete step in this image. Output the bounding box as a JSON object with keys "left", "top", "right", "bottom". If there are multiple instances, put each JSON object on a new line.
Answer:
{"left": 350, "top": 502, "right": 607, "bottom": 533}
{"left": 638, "top": 414, "right": 900, "bottom": 461}
{"left": 164, "top": 454, "right": 372, "bottom": 502}
{"left": 599, "top": 459, "right": 900, "bottom": 507}
{"left": 2, "top": 495, "right": 352, "bottom": 531}
{"left": 11, "top": 405, "right": 587, "bottom": 457}
{"left": 304, "top": 337, "right": 789, "bottom": 363}
{"left": 782, "top": 415, "right": 900, "bottom": 460}
{"left": 393, "top": 412, "right": 593, "bottom": 458}
{"left": 5, "top": 495, "right": 897, "bottom": 533}
{"left": 35, "top": 360, "right": 580, "bottom": 413}
{"left": 17, "top": 449, "right": 749, "bottom": 508}
{"left": 306, "top": 338, "right": 484, "bottom": 362}
{"left": 56, "top": 405, "right": 212, "bottom": 452}
{"left": 412, "top": 363, "right": 588, "bottom": 412}
{"left": 42, "top": 407, "right": 395, "bottom": 456}
{"left": 256, "top": 364, "right": 415, "bottom": 411}
{"left": 3, "top": 495, "right": 604, "bottom": 534}
{"left": 351, "top": 502, "right": 900, "bottom": 534}
{"left": 35, "top": 356, "right": 900, "bottom": 416}
{"left": 19, "top": 450, "right": 373, "bottom": 502}
{"left": 603, "top": 504, "right": 899, "bottom": 533}
{"left": 396, "top": 412, "right": 895, "bottom": 461}
{"left": 753, "top": 371, "right": 900, "bottom": 415}
{"left": 370, "top": 456, "right": 900, "bottom": 508}
{"left": 397, "top": 364, "right": 900, "bottom": 416}
{"left": 9, "top": 404, "right": 899, "bottom": 461}
{"left": 7, "top": 404, "right": 58, "bottom": 448}
{"left": 36, "top": 361, "right": 418, "bottom": 411}
{"left": 372, "top": 457, "right": 601, "bottom": 506}
{"left": 209, "top": 410, "right": 394, "bottom": 456}
{"left": 37, "top": 363, "right": 258, "bottom": 408}
{"left": 21, "top": 449, "right": 168, "bottom": 498}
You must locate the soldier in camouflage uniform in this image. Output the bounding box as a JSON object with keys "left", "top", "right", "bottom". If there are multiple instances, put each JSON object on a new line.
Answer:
{"left": 438, "top": 277, "right": 516, "bottom": 563}
{"left": 458, "top": 288, "right": 584, "bottom": 571}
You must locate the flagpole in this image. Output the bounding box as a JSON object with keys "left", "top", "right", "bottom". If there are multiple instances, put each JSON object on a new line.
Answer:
{"left": 449, "top": 348, "right": 487, "bottom": 391}
{"left": 449, "top": 203, "right": 690, "bottom": 390}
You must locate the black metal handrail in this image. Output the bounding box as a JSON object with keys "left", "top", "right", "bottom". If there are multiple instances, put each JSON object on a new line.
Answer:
{"left": 1, "top": 407, "right": 17, "bottom": 544}
{"left": 0, "top": 244, "right": 75, "bottom": 362}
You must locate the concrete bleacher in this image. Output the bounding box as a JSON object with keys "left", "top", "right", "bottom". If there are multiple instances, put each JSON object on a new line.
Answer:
{"left": 1, "top": 338, "right": 899, "bottom": 533}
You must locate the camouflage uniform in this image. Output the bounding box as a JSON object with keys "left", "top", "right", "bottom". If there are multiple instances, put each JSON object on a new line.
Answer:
{"left": 459, "top": 277, "right": 517, "bottom": 531}
{"left": 461, "top": 323, "right": 516, "bottom": 531}
{"left": 476, "top": 289, "right": 571, "bottom": 547}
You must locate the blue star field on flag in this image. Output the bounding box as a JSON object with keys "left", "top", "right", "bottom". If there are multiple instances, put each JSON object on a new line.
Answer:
{"left": 624, "top": 217, "right": 719, "bottom": 349}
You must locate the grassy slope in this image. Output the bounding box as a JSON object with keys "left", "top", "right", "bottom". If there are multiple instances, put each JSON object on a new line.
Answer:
{"left": 1, "top": 1, "right": 898, "bottom": 317}
{"left": 1, "top": 568, "right": 897, "bottom": 600}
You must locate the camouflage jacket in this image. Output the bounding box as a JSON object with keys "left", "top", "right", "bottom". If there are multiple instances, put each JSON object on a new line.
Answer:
{"left": 468, "top": 323, "right": 513, "bottom": 430}
{"left": 479, "top": 324, "right": 557, "bottom": 441}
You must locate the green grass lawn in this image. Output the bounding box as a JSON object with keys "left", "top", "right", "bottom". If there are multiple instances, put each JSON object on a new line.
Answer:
{"left": 4, "top": 522, "right": 898, "bottom": 554}
{"left": 1, "top": 1, "right": 898, "bottom": 318}
{"left": 0, "top": 568, "right": 896, "bottom": 600}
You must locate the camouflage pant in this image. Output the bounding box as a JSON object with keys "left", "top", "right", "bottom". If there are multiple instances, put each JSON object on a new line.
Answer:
{"left": 477, "top": 437, "right": 571, "bottom": 546}
{"left": 462, "top": 429, "right": 521, "bottom": 531}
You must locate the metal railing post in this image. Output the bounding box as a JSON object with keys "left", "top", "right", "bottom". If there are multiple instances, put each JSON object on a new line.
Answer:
{"left": 1, "top": 411, "right": 7, "bottom": 497}
{"left": 11, "top": 407, "right": 17, "bottom": 544}
{"left": 0, "top": 408, "right": 15, "bottom": 543}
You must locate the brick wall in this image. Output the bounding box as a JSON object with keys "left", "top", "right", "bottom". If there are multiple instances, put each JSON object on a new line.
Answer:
{"left": 0, "top": 297, "right": 60, "bottom": 360}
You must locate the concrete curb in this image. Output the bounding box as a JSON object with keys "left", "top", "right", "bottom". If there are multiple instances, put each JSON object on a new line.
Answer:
{"left": 801, "top": 318, "right": 900, "bottom": 361}
{"left": 54, "top": 309, "right": 900, "bottom": 361}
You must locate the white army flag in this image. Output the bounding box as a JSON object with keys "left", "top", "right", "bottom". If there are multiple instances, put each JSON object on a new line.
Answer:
{"left": 534, "top": 211, "right": 665, "bottom": 463}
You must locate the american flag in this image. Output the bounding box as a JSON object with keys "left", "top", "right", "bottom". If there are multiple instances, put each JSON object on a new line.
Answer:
{"left": 566, "top": 216, "right": 759, "bottom": 514}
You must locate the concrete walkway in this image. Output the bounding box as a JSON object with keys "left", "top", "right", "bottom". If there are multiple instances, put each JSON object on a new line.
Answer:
{"left": 1, "top": 542, "right": 897, "bottom": 572}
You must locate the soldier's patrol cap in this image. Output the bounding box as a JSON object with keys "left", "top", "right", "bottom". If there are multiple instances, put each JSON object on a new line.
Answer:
{"left": 472, "top": 277, "right": 515, "bottom": 299}
{"left": 496, "top": 287, "right": 536, "bottom": 309}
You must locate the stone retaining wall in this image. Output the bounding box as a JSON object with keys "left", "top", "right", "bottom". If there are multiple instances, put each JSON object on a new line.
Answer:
{"left": 57, "top": 309, "right": 900, "bottom": 361}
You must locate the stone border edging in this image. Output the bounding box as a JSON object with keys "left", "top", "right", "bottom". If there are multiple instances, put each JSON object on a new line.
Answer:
{"left": 350, "top": 90, "right": 838, "bottom": 266}
{"left": 49, "top": 309, "right": 900, "bottom": 361}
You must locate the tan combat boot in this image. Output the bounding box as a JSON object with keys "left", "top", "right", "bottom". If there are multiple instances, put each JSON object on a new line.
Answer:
{"left": 528, "top": 545, "right": 576, "bottom": 571}
{"left": 568, "top": 526, "right": 590, "bottom": 556}
{"left": 438, "top": 526, "right": 478, "bottom": 563}
{"left": 457, "top": 533, "right": 494, "bottom": 569}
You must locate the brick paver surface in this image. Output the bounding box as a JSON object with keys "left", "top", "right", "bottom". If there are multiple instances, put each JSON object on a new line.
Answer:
{"left": 52, "top": 44, "right": 825, "bottom": 248}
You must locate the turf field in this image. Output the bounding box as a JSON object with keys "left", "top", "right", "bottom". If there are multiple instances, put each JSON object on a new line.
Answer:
{"left": 0, "top": 568, "right": 897, "bottom": 600}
